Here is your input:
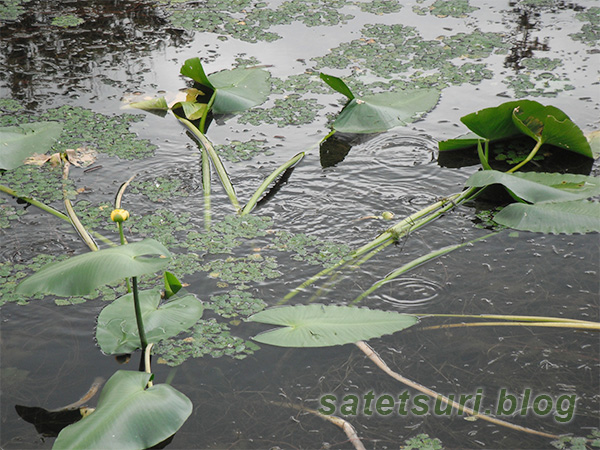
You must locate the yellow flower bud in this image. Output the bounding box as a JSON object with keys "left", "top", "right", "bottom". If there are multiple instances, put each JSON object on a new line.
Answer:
{"left": 111, "top": 209, "right": 130, "bottom": 223}
{"left": 381, "top": 211, "right": 394, "bottom": 221}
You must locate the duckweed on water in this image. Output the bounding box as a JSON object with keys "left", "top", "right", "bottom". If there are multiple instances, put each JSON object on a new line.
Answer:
{"left": 271, "top": 231, "right": 351, "bottom": 268}
{"left": 0, "top": 98, "right": 24, "bottom": 113}
{"left": 412, "top": 0, "right": 478, "bottom": 18}
{"left": 357, "top": 0, "right": 403, "bottom": 15}
{"left": 129, "top": 176, "right": 191, "bottom": 203}
{"left": 214, "top": 139, "right": 274, "bottom": 162}
{"left": 238, "top": 96, "right": 325, "bottom": 127}
{"left": 0, "top": 0, "right": 31, "bottom": 21}
{"left": 50, "top": 14, "right": 84, "bottom": 28}
{"left": 0, "top": 198, "right": 26, "bottom": 229}
{"left": 569, "top": 7, "right": 600, "bottom": 46}
{"left": 203, "top": 255, "right": 281, "bottom": 285}
{"left": 0, "top": 164, "right": 76, "bottom": 204}
{"left": 155, "top": 319, "right": 260, "bottom": 366}
{"left": 208, "top": 289, "right": 267, "bottom": 318}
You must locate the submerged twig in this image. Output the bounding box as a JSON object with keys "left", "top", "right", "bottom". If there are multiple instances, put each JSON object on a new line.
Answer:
{"left": 355, "top": 340, "right": 560, "bottom": 440}
{"left": 270, "top": 400, "right": 366, "bottom": 450}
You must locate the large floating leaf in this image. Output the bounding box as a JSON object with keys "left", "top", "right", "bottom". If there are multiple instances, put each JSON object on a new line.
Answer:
{"left": 0, "top": 121, "right": 63, "bottom": 170}
{"left": 465, "top": 170, "right": 600, "bottom": 203}
{"left": 96, "top": 288, "right": 203, "bottom": 354}
{"left": 16, "top": 239, "right": 170, "bottom": 296}
{"left": 440, "top": 100, "right": 593, "bottom": 158}
{"left": 494, "top": 200, "right": 600, "bottom": 234}
{"left": 249, "top": 304, "right": 418, "bottom": 347}
{"left": 53, "top": 371, "right": 192, "bottom": 450}
{"left": 180, "top": 58, "right": 271, "bottom": 114}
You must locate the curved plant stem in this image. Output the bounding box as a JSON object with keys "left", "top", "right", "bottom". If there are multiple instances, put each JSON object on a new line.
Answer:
{"left": 241, "top": 152, "right": 305, "bottom": 215}
{"left": 414, "top": 313, "right": 596, "bottom": 324}
{"left": 62, "top": 160, "right": 98, "bottom": 251}
{"left": 200, "top": 91, "right": 216, "bottom": 134}
{"left": 132, "top": 276, "right": 148, "bottom": 356}
{"left": 352, "top": 231, "right": 500, "bottom": 304}
{"left": 418, "top": 321, "right": 600, "bottom": 332}
{"left": 202, "top": 145, "right": 212, "bottom": 230}
{"left": 507, "top": 139, "right": 543, "bottom": 173}
{"left": 178, "top": 116, "right": 241, "bottom": 213}
{"left": 0, "top": 184, "right": 115, "bottom": 247}
{"left": 114, "top": 174, "right": 136, "bottom": 210}
{"left": 145, "top": 343, "right": 154, "bottom": 387}
{"left": 355, "top": 341, "right": 560, "bottom": 440}
{"left": 270, "top": 400, "right": 366, "bottom": 450}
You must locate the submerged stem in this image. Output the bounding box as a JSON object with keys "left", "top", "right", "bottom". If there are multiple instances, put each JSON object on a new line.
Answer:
{"left": 507, "top": 139, "right": 543, "bottom": 173}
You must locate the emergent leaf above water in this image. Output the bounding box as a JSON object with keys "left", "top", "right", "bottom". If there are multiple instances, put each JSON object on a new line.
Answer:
{"left": 320, "top": 73, "right": 440, "bottom": 133}
{"left": 0, "top": 121, "right": 63, "bottom": 170}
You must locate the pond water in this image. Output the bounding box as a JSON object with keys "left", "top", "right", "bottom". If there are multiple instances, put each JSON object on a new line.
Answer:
{"left": 1, "top": 1, "right": 598, "bottom": 449}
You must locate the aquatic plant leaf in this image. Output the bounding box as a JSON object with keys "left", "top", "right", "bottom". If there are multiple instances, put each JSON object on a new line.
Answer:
{"left": 512, "top": 103, "right": 593, "bottom": 158}
{"left": 249, "top": 304, "right": 418, "bottom": 347}
{"left": 460, "top": 100, "right": 526, "bottom": 142}
{"left": 465, "top": 170, "right": 600, "bottom": 203}
{"left": 208, "top": 67, "right": 271, "bottom": 114}
{"left": 96, "top": 288, "right": 203, "bottom": 354}
{"left": 438, "top": 131, "right": 483, "bottom": 151}
{"left": 164, "top": 271, "right": 182, "bottom": 299}
{"left": 53, "top": 371, "right": 192, "bottom": 450}
{"left": 16, "top": 239, "right": 170, "bottom": 296}
{"left": 180, "top": 57, "right": 214, "bottom": 89}
{"left": 332, "top": 89, "right": 440, "bottom": 133}
{"left": 173, "top": 101, "right": 208, "bottom": 120}
{"left": 494, "top": 200, "right": 600, "bottom": 234}
{"left": 587, "top": 130, "right": 600, "bottom": 159}
{"left": 319, "top": 73, "right": 354, "bottom": 100}
{"left": 128, "top": 97, "right": 169, "bottom": 112}
{"left": 0, "top": 122, "right": 63, "bottom": 170}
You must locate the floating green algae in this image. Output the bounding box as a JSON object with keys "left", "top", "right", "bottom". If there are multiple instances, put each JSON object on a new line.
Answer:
{"left": 569, "top": 7, "right": 600, "bottom": 46}
{"left": 214, "top": 139, "right": 274, "bottom": 162}
{"left": 357, "top": 0, "right": 403, "bottom": 15}
{"left": 0, "top": 164, "right": 76, "bottom": 204}
{"left": 0, "top": 0, "right": 31, "bottom": 22}
{"left": 203, "top": 254, "right": 281, "bottom": 285}
{"left": 238, "top": 96, "right": 325, "bottom": 127}
{"left": 0, "top": 98, "right": 24, "bottom": 113}
{"left": 155, "top": 318, "right": 260, "bottom": 365}
{"left": 271, "top": 231, "right": 350, "bottom": 268}
{"left": 413, "top": 0, "right": 478, "bottom": 17}
{"left": 51, "top": 14, "right": 84, "bottom": 28}
{"left": 129, "top": 176, "right": 191, "bottom": 203}
{"left": 208, "top": 289, "right": 267, "bottom": 318}
{"left": 0, "top": 198, "right": 26, "bottom": 229}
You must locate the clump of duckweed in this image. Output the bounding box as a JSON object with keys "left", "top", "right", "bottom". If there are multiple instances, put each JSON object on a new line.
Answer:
{"left": 0, "top": 98, "right": 24, "bottom": 113}
{"left": 403, "top": 433, "right": 443, "bottom": 450}
{"left": 129, "top": 209, "right": 194, "bottom": 246}
{"left": 214, "top": 139, "right": 274, "bottom": 162}
{"left": 0, "top": 0, "right": 31, "bottom": 22}
{"left": 0, "top": 198, "right": 26, "bottom": 229}
{"left": 74, "top": 200, "right": 113, "bottom": 231}
{"left": 238, "top": 96, "right": 325, "bottom": 127}
{"left": 503, "top": 72, "right": 574, "bottom": 98}
{"left": 569, "top": 7, "right": 599, "bottom": 46}
{"left": 129, "top": 176, "right": 192, "bottom": 202}
{"left": 155, "top": 318, "right": 260, "bottom": 366}
{"left": 51, "top": 14, "right": 84, "bottom": 28}
{"left": 203, "top": 254, "right": 281, "bottom": 285}
{"left": 208, "top": 289, "right": 267, "bottom": 318}
{"left": 0, "top": 164, "right": 76, "bottom": 204}
{"left": 313, "top": 24, "right": 508, "bottom": 90}
{"left": 272, "top": 231, "right": 351, "bottom": 268}
{"left": 357, "top": 0, "right": 403, "bottom": 15}
{"left": 413, "top": 0, "right": 477, "bottom": 17}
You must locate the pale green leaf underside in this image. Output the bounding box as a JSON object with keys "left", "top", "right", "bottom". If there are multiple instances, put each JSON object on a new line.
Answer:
{"left": 333, "top": 89, "right": 440, "bottom": 133}
{"left": 96, "top": 288, "right": 203, "bottom": 354}
{"left": 249, "top": 304, "right": 418, "bottom": 347}
{"left": 208, "top": 68, "right": 271, "bottom": 114}
{"left": 466, "top": 170, "right": 600, "bottom": 203}
{"left": 53, "top": 371, "right": 192, "bottom": 450}
{"left": 16, "top": 239, "right": 171, "bottom": 296}
{"left": 0, "top": 121, "right": 63, "bottom": 170}
{"left": 494, "top": 200, "right": 600, "bottom": 234}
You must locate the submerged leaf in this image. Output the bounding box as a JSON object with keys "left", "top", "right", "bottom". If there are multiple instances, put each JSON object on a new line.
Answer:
{"left": 96, "top": 288, "right": 203, "bottom": 354}
{"left": 494, "top": 200, "right": 600, "bottom": 234}
{"left": 249, "top": 304, "right": 418, "bottom": 347}
{"left": 16, "top": 239, "right": 170, "bottom": 296}
{"left": 53, "top": 371, "right": 192, "bottom": 450}
{"left": 465, "top": 170, "right": 600, "bottom": 203}
{"left": 0, "top": 122, "right": 63, "bottom": 170}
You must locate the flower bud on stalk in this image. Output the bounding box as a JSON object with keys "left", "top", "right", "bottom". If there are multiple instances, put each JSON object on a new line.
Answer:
{"left": 110, "top": 209, "right": 130, "bottom": 223}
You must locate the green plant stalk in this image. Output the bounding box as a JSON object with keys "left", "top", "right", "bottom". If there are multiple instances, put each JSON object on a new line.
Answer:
{"left": 132, "top": 276, "right": 148, "bottom": 354}
{"left": 0, "top": 184, "right": 116, "bottom": 246}
{"left": 62, "top": 159, "right": 98, "bottom": 251}
{"left": 202, "top": 146, "right": 212, "bottom": 230}
{"left": 477, "top": 139, "right": 492, "bottom": 170}
{"left": 117, "top": 222, "right": 132, "bottom": 292}
{"left": 200, "top": 91, "right": 216, "bottom": 134}
{"left": 413, "top": 313, "right": 596, "bottom": 324}
{"left": 281, "top": 188, "right": 480, "bottom": 304}
{"left": 241, "top": 152, "right": 305, "bottom": 215}
{"left": 178, "top": 117, "right": 241, "bottom": 212}
{"left": 507, "top": 139, "right": 543, "bottom": 173}
{"left": 419, "top": 321, "right": 600, "bottom": 332}
{"left": 352, "top": 231, "right": 500, "bottom": 304}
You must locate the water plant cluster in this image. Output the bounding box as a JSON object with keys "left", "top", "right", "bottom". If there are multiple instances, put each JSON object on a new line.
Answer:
{"left": 1, "top": 54, "right": 599, "bottom": 450}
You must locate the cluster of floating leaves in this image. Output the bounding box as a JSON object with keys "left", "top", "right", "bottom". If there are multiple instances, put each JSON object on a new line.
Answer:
{"left": 129, "top": 209, "right": 194, "bottom": 247}
{"left": 0, "top": 0, "right": 31, "bottom": 21}
{"left": 208, "top": 289, "right": 267, "bottom": 318}
{"left": 0, "top": 164, "right": 76, "bottom": 204}
{"left": 214, "top": 139, "right": 274, "bottom": 163}
{"left": 271, "top": 231, "right": 351, "bottom": 268}
{"left": 155, "top": 318, "right": 260, "bottom": 366}
{"left": 238, "top": 96, "right": 325, "bottom": 128}
{"left": 162, "top": 0, "right": 354, "bottom": 43}
{"left": 204, "top": 254, "right": 281, "bottom": 285}
{"left": 569, "top": 7, "right": 600, "bottom": 46}
{"left": 129, "top": 176, "right": 192, "bottom": 203}
{"left": 412, "top": 0, "right": 478, "bottom": 18}
{"left": 50, "top": 14, "right": 84, "bottom": 28}
{"left": 0, "top": 198, "right": 26, "bottom": 229}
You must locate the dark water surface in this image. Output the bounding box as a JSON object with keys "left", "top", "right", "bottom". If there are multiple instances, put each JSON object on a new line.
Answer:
{"left": 1, "top": 1, "right": 598, "bottom": 449}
